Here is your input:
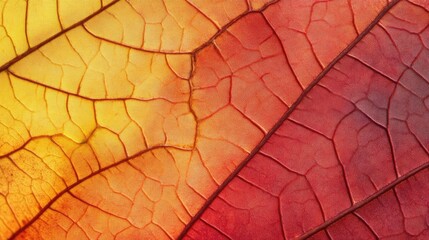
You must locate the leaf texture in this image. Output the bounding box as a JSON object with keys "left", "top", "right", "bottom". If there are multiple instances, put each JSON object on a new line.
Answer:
{"left": 0, "top": 0, "right": 118, "bottom": 67}
{"left": 0, "top": 0, "right": 428, "bottom": 239}
{"left": 182, "top": 0, "right": 429, "bottom": 239}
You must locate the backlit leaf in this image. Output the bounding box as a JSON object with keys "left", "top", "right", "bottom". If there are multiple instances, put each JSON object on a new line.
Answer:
{"left": 0, "top": 0, "right": 428, "bottom": 239}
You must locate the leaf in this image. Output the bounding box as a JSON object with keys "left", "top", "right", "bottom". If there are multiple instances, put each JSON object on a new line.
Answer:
{"left": 0, "top": 0, "right": 428, "bottom": 239}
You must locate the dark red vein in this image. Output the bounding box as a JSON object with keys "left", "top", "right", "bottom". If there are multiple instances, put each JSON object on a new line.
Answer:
{"left": 0, "top": 0, "right": 120, "bottom": 73}
{"left": 299, "top": 162, "right": 429, "bottom": 239}
{"left": 177, "top": 0, "right": 401, "bottom": 238}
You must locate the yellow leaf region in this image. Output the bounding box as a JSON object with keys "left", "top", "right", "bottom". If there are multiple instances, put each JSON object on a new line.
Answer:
{"left": 0, "top": 0, "right": 282, "bottom": 239}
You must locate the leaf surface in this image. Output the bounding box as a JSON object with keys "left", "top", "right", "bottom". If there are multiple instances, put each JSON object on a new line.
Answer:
{"left": 0, "top": 0, "right": 428, "bottom": 239}
{"left": 182, "top": 1, "right": 429, "bottom": 239}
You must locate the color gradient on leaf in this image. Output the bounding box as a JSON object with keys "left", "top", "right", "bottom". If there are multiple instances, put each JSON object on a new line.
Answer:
{"left": 0, "top": 0, "right": 428, "bottom": 240}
